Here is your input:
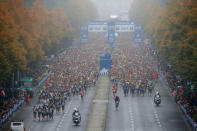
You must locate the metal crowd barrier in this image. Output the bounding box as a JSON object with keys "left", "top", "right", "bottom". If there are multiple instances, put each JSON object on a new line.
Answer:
{"left": 159, "top": 70, "right": 197, "bottom": 130}
{"left": 178, "top": 102, "right": 197, "bottom": 131}
{"left": 33, "top": 71, "right": 52, "bottom": 91}
{"left": 0, "top": 99, "right": 24, "bottom": 127}
{"left": 0, "top": 71, "right": 51, "bottom": 128}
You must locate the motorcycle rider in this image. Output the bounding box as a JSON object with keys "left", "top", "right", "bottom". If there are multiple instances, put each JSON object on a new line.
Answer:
{"left": 72, "top": 108, "right": 81, "bottom": 118}
{"left": 154, "top": 91, "right": 161, "bottom": 98}
{"left": 72, "top": 107, "right": 81, "bottom": 125}
{"left": 154, "top": 91, "right": 161, "bottom": 105}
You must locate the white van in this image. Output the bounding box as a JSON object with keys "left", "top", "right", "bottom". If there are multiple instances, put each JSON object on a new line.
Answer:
{"left": 10, "top": 121, "right": 25, "bottom": 131}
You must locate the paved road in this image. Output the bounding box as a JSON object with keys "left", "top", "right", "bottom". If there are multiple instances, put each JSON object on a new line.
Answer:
{"left": 2, "top": 87, "right": 96, "bottom": 131}
{"left": 32, "top": 87, "right": 96, "bottom": 131}
{"left": 3, "top": 76, "right": 190, "bottom": 131}
{"left": 106, "top": 77, "right": 190, "bottom": 131}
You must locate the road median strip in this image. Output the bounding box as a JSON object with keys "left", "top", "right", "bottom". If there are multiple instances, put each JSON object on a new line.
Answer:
{"left": 86, "top": 76, "right": 110, "bottom": 131}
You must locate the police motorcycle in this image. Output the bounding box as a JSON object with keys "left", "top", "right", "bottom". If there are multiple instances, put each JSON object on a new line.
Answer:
{"left": 154, "top": 91, "right": 161, "bottom": 106}
{"left": 72, "top": 108, "right": 81, "bottom": 126}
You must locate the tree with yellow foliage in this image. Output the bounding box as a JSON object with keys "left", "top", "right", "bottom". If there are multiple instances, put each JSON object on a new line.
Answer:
{"left": 129, "top": 0, "right": 197, "bottom": 81}
{"left": 0, "top": 0, "right": 74, "bottom": 84}
{"left": 52, "top": 0, "right": 98, "bottom": 31}
{"left": 0, "top": 2, "right": 26, "bottom": 83}
{"left": 5, "top": 0, "right": 44, "bottom": 64}
{"left": 32, "top": 0, "right": 74, "bottom": 55}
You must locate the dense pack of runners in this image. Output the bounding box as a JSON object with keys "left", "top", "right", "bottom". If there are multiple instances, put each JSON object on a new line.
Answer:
{"left": 31, "top": 37, "right": 159, "bottom": 119}
{"left": 109, "top": 42, "right": 158, "bottom": 97}
{"left": 31, "top": 34, "right": 196, "bottom": 125}
{"left": 32, "top": 42, "right": 107, "bottom": 121}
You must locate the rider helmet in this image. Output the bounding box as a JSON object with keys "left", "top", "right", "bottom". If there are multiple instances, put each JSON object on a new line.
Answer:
{"left": 74, "top": 107, "right": 78, "bottom": 112}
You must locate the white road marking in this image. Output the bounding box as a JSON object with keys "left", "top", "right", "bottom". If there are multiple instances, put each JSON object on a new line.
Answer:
{"left": 152, "top": 102, "right": 162, "bottom": 129}
{"left": 56, "top": 99, "right": 72, "bottom": 131}
{"left": 54, "top": 89, "right": 95, "bottom": 131}
{"left": 129, "top": 99, "right": 135, "bottom": 131}
{"left": 28, "top": 121, "right": 36, "bottom": 131}
{"left": 93, "top": 99, "right": 109, "bottom": 103}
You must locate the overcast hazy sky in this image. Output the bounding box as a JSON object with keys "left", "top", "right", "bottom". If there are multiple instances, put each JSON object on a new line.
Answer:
{"left": 91, "top": 0, "right": 133, "bottom": 20}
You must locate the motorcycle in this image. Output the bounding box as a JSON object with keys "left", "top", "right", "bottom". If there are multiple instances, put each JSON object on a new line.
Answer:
{"left": 154, "top": 95, "right": 161, "bottom": 106}
{"left": 72, "top": 112, "right": 81, "bottom": 126}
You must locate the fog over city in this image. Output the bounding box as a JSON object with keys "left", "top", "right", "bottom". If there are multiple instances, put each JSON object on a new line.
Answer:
{"left": 0, "top": 0, "right": 196, "bottom": 131}
{"left": 91, "top": 0, "right": 133, "bottom": 20}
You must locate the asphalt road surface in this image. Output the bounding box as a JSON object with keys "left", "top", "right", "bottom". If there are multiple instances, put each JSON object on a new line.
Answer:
{"left": 3, "top": 77, "right": 190, "bottom": 131}
{"left": 31, "top": 87, "right": 96, "bottom": 131}
{"left": 106, "top": 77, "right": 190, "bottom": 131}
{"left": 3, "top": 87, "right": 96, "bottom": 131}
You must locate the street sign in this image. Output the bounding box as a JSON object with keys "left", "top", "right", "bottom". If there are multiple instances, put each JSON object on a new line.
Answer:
{"left": 80, "top": 25, "right": 88, "bottom": 44}
{"left": 88, "top": 21, "right": 107, "bottom": 32}
{"left": 134, "top": 24, "right": 142, "bottom": 44}
{"left": 108, "top": 22, "right": 115, "bottom": 47}
{"left": 115, "top": 21, "right": 134, "bottom": 32}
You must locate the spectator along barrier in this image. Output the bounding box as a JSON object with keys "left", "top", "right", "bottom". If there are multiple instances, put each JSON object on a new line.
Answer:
{"left": 0, "top": 71, "right": 51, "bottom": 128}
{"left": 159, "top": 69, "right": 197, "bottom": 131}
{"left": 178, "top": 101, "right": 197, "bottom": 131}
{"left": 0, "top": 99, "right": 24, "bottom": 127}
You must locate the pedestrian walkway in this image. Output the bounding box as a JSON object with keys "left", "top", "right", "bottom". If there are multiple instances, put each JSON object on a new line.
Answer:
{"left": 86, "top": 76, "right": 110, "bottom": 131}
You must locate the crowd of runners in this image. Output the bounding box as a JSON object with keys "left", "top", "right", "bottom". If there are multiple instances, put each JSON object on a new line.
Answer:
{"left": 109, "top": 42, "right": 158, "bottom": 97}
{"left": 30, "top": 33, "right": 197, "bottom": 125}
{"left": 32, "top": 38, "right": 159, "bottom": 122}
{"left": 32, "top": 41, "right": 107, "bottom": 121}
